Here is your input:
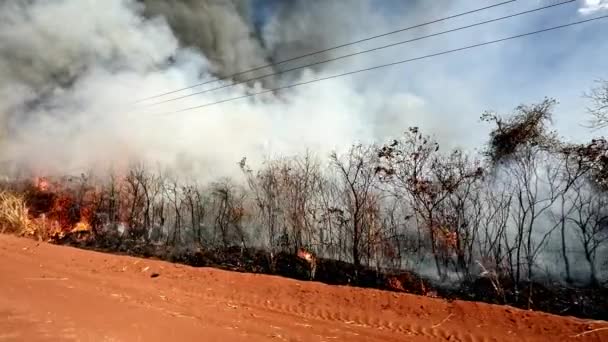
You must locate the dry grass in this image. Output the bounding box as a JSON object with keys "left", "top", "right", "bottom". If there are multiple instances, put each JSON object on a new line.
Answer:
{"left": 477, "top": 261, "right": 506, "bottom": 302}
{"left": 0, "top": 191, "right": 46, "bottom": 240}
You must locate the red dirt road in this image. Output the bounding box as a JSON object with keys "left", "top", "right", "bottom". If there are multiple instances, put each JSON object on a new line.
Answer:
{"left": 0, "top": 235, "right": 606, "bottom": 341}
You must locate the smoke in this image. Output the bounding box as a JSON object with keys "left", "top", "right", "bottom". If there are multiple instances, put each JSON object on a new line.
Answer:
{"left": 139, "top": 0, "right": 391, "bottom": 86}
{"left": 0, "top": 0, "right": 604, "bottom": 180}
{"left": 0, "top": 0, "right": 428, "bottom": 180}
{"left": 139, "top": 0, "right": 273, "bottom": 84}
{"left": 0, "top": 0, "right": 464, "bottom": 179}
{"left": 0, "top": 0, "right": 605, "bottom": 284}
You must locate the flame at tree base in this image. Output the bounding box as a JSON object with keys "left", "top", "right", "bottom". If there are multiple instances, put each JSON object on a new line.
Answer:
{"left": 7, "top": 177, "right": 98, "bottom": 242}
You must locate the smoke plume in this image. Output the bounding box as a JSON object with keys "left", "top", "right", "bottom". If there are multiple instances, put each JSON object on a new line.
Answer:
{"left": 0, "top": 0, "right": 605, "bottom": 285}
{"left": 140, "top": 0, "right": 273, "bottom": 84}
{"left": 0, "top": 0, "right": 602, "bottom": 179}
{"left": 0, "top": 0, "right": 433, "bottom": 181}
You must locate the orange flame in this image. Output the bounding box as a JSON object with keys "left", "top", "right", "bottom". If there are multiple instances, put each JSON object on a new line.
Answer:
{"left": 27, "top": 176, "right": 98, "bottom": 239}
{"left": 297, "top": 249, "right": 315, "bottom": 264}
{"left": 34, "top": 177, "right": 50, "bottom": 192}
{"left": 71, "top": 221, "right": 91, "bottom": 233}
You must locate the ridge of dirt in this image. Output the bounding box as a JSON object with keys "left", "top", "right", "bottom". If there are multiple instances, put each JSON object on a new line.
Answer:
{"left": 57, "top": 235, "right": 608, "bottom": 321}
{"left": 1, "top": 234, "right": 606, "bottom": 341}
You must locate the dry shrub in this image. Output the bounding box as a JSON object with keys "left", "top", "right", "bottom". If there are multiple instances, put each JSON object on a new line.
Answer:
{"left": 30, "top": 215, "right": 64, "bottom": 241}
{"left": 476, "top": 261, "right": 506, "bottom": 303}
{"left": 562, "top": 138, "right": 608, "bottom": 191}
{"left": 0, "top": 191, "right": 35, "bottom": 236}
{"left": 482, "top": 98, "right": 557, "bottom": 164}
{"left": 0, "top": 191, "right": 57, "bottom": 240}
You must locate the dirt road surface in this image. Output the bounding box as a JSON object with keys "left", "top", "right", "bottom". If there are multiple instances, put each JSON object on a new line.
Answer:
{"left": 0, "top": 235, "right": 606, "bottom": 341}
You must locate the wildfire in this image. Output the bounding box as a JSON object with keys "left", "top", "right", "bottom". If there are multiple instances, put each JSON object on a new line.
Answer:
{"left": 26, "top": 176, "right": 95, "bottom": 241}
{"left": 71, "top": 221, "right": 91, "bottom": 233}
{"left": 297, "top": 249, "right": 315, "bottom": 264}
{"left": 34, "top": 177, "right": 50, "bottom": 192}
{"left": 297, "top": 248, "right": 317, "bottom": 280}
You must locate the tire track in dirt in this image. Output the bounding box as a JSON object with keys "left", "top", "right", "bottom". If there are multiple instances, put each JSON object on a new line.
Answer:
{"left": 167, "top": 284, "right": 504, "bottom": 341}
{"left": 1, "top": 235, "right": 605, "bottom": 342}
{"left": 0, "top": 251, "right": 567, "bottom": 341}
{"left": 151, "top": 272, "right": 601, "bottom": 342}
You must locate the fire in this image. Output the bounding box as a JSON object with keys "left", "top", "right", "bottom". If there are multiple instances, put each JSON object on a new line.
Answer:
{"left": 34, "top": 177, "right": 50, "bottom": 192}
{"left": 297, "top": 249, "right": 314, "bottom": 263}
{"left": 25, "top": 176, "right": 97, "bottom": 241}
{"left": 297, "top": 248, "right": 317, "bottom": 280}
{"left": 71, "top": 221, "right": 91, "bottom": 233}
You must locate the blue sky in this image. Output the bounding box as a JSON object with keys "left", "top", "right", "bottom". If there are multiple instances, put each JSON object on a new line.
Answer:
{"left": 249, "top": 0, "right": 608, "bottom": 147}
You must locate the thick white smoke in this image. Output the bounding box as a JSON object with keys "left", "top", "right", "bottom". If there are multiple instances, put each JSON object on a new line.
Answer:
{"left": 0, "top": 0, "right": 604, "bottom": 181}
{"left": 0, "top": 0, "right": 421, "bottom": 180}
{"left": 0, "top": 0, "right": 605, "bottom": 285}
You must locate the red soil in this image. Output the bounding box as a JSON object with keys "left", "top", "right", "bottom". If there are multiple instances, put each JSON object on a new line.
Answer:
{"left": 0, "top": 234, "right": 605, "bottom": 341}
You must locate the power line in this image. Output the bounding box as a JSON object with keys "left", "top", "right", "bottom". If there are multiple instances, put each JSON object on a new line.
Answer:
{"left": 135, "top": 0, "right": 517, "bottom": 103}
{"left": 146, "top": 0, "right": 574, "bottom": 107}
{"left": 159, "top": 15, "right": 607, "bottom": 116}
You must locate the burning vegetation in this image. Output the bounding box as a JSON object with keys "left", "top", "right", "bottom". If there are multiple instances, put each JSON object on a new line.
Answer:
{"left": 24, "top": 176, "right": 95, "bottom": 241}
{"left": 1, "top": 95, "right": 608, "bottom": 321}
